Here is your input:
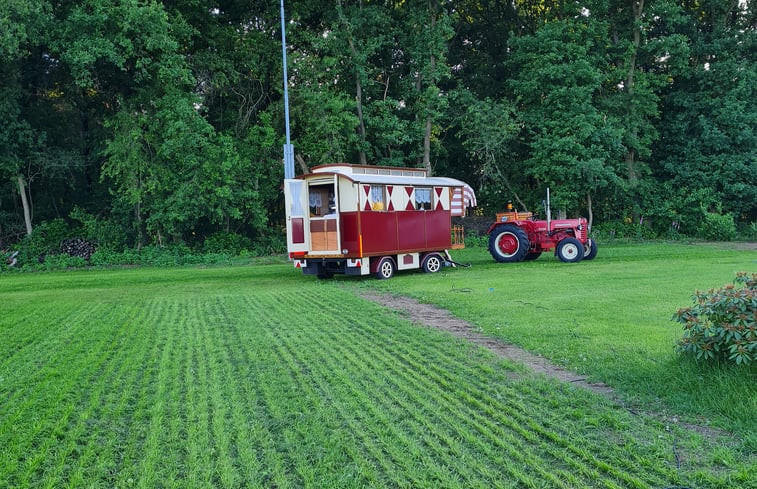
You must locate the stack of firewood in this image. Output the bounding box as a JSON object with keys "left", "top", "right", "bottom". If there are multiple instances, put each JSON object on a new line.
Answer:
{"left": 60, "top": 238, "right": 96, "bottom": 260}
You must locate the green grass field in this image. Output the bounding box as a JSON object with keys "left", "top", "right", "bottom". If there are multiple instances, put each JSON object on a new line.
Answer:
{"left": 0, "top": 242, "right": 755, "bottom": 488}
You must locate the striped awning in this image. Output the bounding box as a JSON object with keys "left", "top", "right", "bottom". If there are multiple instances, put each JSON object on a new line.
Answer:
{"left": 451, "top": 185, "right": 477, "bottom": 216}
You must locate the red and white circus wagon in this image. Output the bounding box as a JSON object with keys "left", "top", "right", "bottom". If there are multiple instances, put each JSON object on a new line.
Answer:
{"left": 284, "top": 164, "right": 476, "bottom": 279}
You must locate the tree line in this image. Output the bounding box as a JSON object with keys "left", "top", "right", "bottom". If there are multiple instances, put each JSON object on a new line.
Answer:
{"left": 1, "top": 0, "right": 755, "bottom": 254}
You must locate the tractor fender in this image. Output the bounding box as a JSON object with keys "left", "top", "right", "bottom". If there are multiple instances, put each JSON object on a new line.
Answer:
{"left": 486, "top": 221, "right": 530, "bottom": 234}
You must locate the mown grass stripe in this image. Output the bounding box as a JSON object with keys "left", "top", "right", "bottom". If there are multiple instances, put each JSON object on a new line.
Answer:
{"left": 206, "top": 296, "right": 272, "bottom": 488}
{"left": 297, "top": 292, "right": 582, "bottom": 484}
{"left": 307, "top": 312, "right": 574, "bottom": 488}
{"left": 336, "top": 294, "right": 671, "bottom": 488}
{"left": 244, "top": 293, "right": 415, "bottom": 488}
{"left": 267, "top": 291, "right": 560, "bottom": 488}
{"left": 350, "top": 315, "right": 649, "bottom": 488}
{"left": 0, "top": 303, "right": 131, "bottom": 487}
{"left": 233, "top": 294, "right": 305, "bottom": 488}
{"left": 0, "top": 302, "right": 81, "bottom": 376}
{"left": 104, "top": 298, "right": 178, "bottom": 488}
{"left": 41, "top": 304, "right": 154, "bottom": 489}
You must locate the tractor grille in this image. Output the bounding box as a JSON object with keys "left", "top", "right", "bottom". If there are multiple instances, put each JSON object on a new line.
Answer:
{"left": 578, "top": 221, "right": 588, "bottom": 242}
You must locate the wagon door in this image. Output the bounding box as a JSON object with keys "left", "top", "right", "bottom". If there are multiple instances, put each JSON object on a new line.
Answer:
{"left": 284, "top": 179, "right": 310, "bottom": 254}
{"left": 306, "top": 176, "right": 341, "bottom": 255}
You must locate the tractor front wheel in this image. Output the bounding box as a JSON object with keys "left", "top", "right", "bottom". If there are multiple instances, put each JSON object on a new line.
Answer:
{"left": 488, "top": 225, "right": 529, "bottom": 263}
{"left": 556, "top": 237, "right": 585, "bottom": 263}
{"left": 583, "top": 239, "right": 598, "bottom": 260}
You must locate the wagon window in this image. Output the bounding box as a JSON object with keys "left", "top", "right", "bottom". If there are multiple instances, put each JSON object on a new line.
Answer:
{"left": 415, "top": 187, "right": 432, "bottom": 210}
{"left": 370, "top": 185, "right": 386, "bottom": 211}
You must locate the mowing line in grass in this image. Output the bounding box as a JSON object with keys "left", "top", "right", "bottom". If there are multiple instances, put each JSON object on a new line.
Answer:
{"left": 293, "top": 290, "right": 586, "bottom": 487}
{"left": 307, "top": 288, "right": 676, "bottom": 488}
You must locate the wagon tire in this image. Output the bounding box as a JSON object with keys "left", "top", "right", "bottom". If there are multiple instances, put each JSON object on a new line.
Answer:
{"left": 374, "top": 257, "right": 396, "bottom": 279}
{"left": 556, "top": 237, "right": 585, "bottom": 263}
{"left": 583, "top": 239, "right": 598, "bottom": 260}
{"left": 421, "top": 253, "right": 443, "bottom": 273}
{"left": 488, "top": 225, "right": 529, "bottom": 263}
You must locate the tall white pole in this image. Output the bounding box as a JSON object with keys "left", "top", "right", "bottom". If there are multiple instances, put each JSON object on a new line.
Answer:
{"left": 280, "top": 0, "right": 294, "bottom": 179}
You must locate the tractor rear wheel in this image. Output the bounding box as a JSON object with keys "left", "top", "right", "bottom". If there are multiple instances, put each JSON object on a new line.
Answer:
{"left": 556, "top": 237, "right": 584, "bottom": 263}
{"left": 583, "top": 239, "right": 598, "bottom": 260}
{"left": 523, "top": 252, "right": 542, "bottom": 261}
{"left": 488, "top": 225, "right": 529, "bottom": 263}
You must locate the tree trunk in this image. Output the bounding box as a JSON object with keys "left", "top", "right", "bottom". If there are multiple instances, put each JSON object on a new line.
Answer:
{"left": 337, "top": 0, "right": 368, "bottom": 166}
{"left": 422, "top": 2, "right": 437, "bottom": 176}
{"left": 423, "top": 115, "right": 432, "bottom": 175}
{"left": 626, "top": 0, "right": 644, "bottom": 220}
{"left": 586, "top": 192, "right": 594, "bottom": 231}
{"left": 135, "top": 201, "right": 143, "bottom": 250}
{"left": 295, "top": 153, "right": 309, "bottom": 175}
{"left": 348, "top": 37, "right": 368, "bottom": 166}
{"left": 17, "top": 175, "right": 32, "bottom": 236}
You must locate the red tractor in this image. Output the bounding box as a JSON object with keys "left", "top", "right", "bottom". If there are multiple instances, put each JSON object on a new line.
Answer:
{"left": 486, "top": 190, "right": 597, "bottom": 263}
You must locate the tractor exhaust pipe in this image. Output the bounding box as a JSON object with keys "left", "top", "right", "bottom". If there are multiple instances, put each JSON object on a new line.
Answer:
{"left": 546, "top": 187, "right": 552, "bottom": 233}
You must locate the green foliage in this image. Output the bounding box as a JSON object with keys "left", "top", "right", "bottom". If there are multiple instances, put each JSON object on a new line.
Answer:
{"left": 69, "top": 207, "right": 128, "bottom": 251}
{"left": 13, "top": 219, "right": 72, "bottom": 264}
{"left": 697, "top": 212, "right": 737, "bottom": 241}
{"left": 1, "top": 0, "right": 755, "bottom": 252}
{"left": 250, "top": 232, "right": 286, "bottom": 256}
{"left": 591, "top": 219, "right": 658, "bottom": 241}
{"left": 674, "top": 273, "right": 757, "bottom": 365}
{"left": 202, "top": 231, "right": 252, "bottom": 255}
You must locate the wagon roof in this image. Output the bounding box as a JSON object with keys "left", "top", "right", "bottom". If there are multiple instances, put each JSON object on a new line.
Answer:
{"left": 300, "top": 164, "right": 470, "bottom": 188}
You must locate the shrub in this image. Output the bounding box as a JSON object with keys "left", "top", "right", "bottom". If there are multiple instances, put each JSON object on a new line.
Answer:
{"left": 696, "top": 212, "right": 736, "bottom": 241}
{"left": 69, "top": 207, "right": 128, "bottom": 251}
{"left": 673, "top": 273, "right": 757, "bottom": 365}
{"left": 203, "top": 231, "right": 253, "bottom": 254}
{"left": 13, "top": 219, "right": 73, "bottom": 265}
{"left": 250, "top": 233, "right": 286, "bottom": 256}
{"left": 592, "top": 220, "right": 657, "bottom": 241}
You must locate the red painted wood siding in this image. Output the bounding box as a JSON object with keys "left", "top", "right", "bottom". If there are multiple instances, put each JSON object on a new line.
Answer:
{"left": 338, "top": 209, "right": 451, "bottom": 256}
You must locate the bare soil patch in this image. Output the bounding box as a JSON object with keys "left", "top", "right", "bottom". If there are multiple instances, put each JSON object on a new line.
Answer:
{"left": 359, "top": 291, "right": 616, "bottom": 397}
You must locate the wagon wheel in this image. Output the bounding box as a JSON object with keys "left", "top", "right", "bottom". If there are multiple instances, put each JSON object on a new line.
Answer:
{"left": 421, "top": 253, "right": 443, "bottom": 273}
{"left": 374, "top": 257, "right": 396, "bottom": 279}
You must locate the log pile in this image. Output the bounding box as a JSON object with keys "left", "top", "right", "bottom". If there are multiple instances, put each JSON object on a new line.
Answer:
{"left": 60, "top": 238, "right": 96, "bottom": 260}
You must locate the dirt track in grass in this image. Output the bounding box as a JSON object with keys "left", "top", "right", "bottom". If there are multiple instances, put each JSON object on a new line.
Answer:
{"left": 359, "top": 291, "right": 616, "bottom": 397}
{"left": 358, "top": 290, "right": 735, "bottom": 441}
